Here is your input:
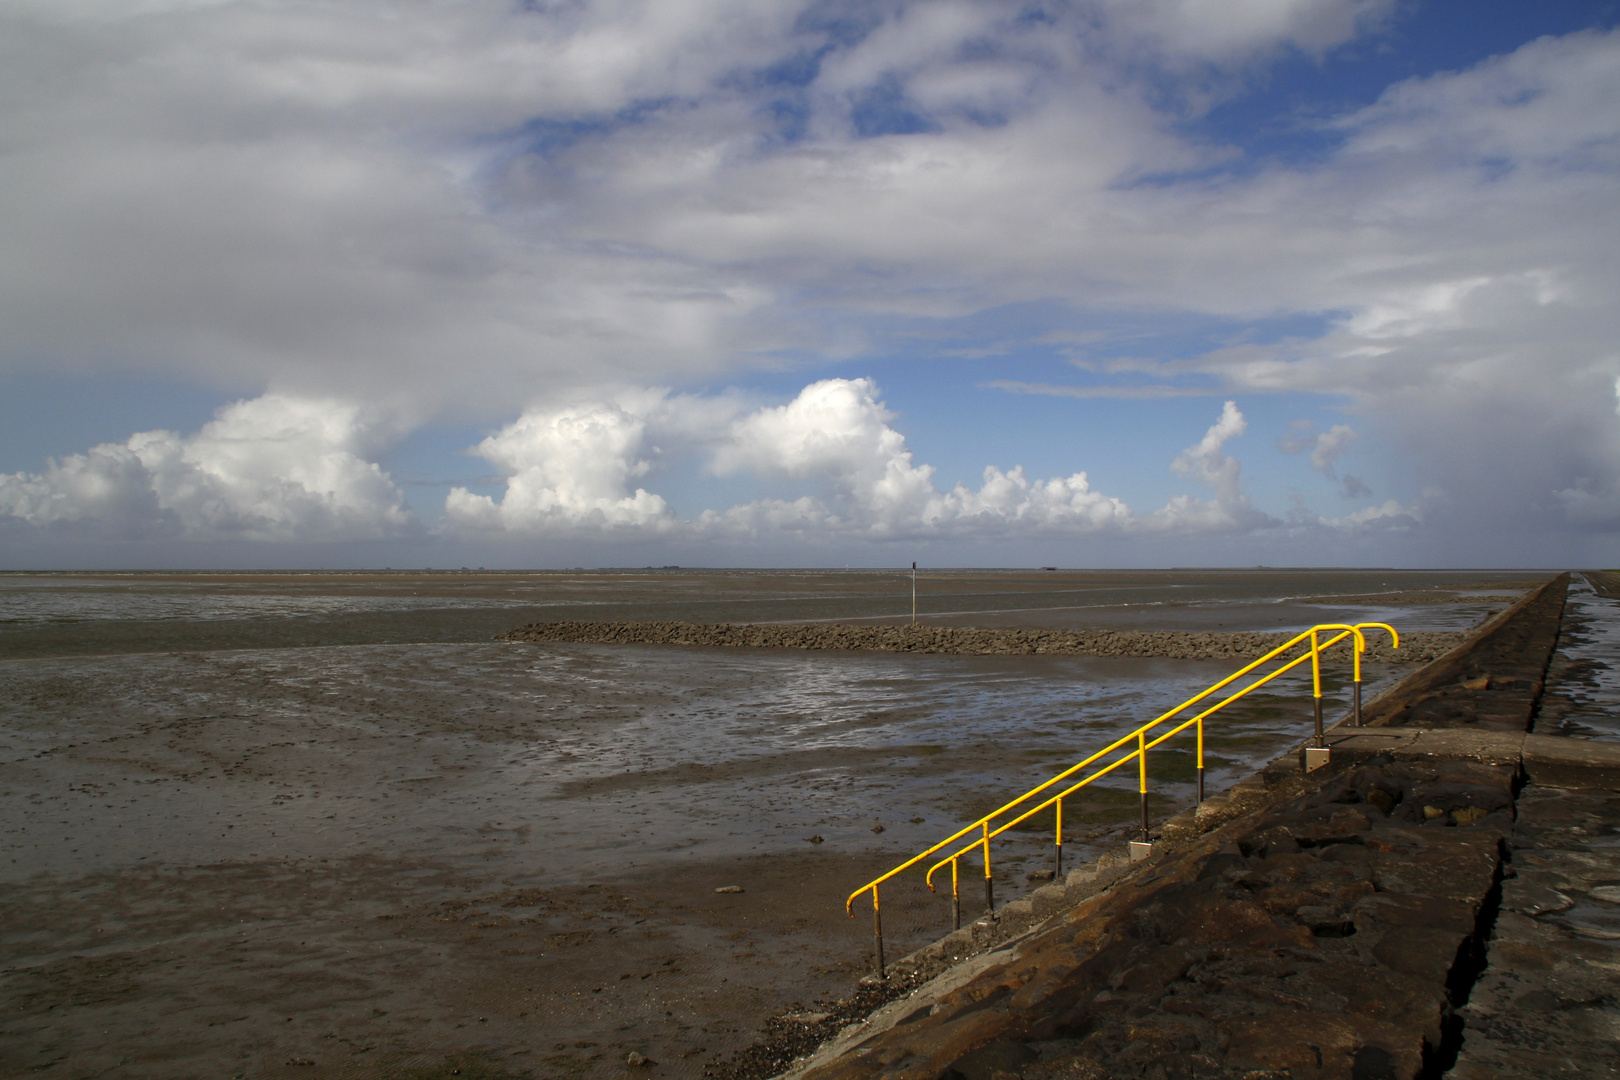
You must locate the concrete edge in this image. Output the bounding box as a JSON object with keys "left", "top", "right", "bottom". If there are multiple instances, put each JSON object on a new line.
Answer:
{"left": 770, "top": 766, "right": 1314, "bottom": 1080}
{"left": 1360, "top": 573, "right": 1568, "bottom": 728}
{"left": 772, "top": 728, "right": 1620, "bottom": 1079}
{"left": 1522, "top": 732, "right": 1620, "bottom": 790}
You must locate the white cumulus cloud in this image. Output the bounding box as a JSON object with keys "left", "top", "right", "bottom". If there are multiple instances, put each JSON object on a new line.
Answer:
{"left": 445, "top": 395, "right": 677, "bottom": 533}
{"left": 0, "top": 394, "right": 412, "bottom": 541}
{"left": 452, "top": 379, "right": 1289, "bottom": 542}
{"left": 709, "top": 378, "right": 1134, "bottom": 537}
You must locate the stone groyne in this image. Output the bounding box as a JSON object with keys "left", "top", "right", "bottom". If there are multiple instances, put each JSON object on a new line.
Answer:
{"left": 497, "top": 621, "right": 1458, "bottom": 664}
{"left": 1359, "top": 573, "right": 1571, "bottom": 730}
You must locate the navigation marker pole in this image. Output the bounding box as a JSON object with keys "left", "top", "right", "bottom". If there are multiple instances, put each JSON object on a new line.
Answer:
{"left": 911, "top": 561, "right": 917, "bottom": 624}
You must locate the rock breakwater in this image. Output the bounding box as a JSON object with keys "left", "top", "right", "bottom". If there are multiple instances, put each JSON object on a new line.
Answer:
{"left": 496, "top": 621, "right": 1457, "bottom": 663}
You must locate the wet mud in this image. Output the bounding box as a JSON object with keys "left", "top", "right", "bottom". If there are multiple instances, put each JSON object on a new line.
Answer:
{"left": 0, "top": 570, "right": 1540, "bottom": 1079}
{"left": 4, "top": 638, "right": 1385, "bottom": 1079}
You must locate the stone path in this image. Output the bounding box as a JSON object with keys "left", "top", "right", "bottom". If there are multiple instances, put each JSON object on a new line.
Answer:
{"left": 1449, "top": 784, "right": 1620, "bottom": 1078}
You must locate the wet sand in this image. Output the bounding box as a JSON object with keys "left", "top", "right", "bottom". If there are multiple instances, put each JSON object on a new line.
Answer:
{"left": 0, "top": 570, "right": 1545, "bottom": 1078}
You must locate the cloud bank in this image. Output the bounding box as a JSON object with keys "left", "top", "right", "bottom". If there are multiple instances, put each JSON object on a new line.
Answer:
{"left": 0, "top": 3, "right": 1616, "bottom": 562}
{"left": 18, "top": 381, "right": 1379, "bottom": 546}
{"left": 6, "top": 374, "right": 1445, "bottom": 553}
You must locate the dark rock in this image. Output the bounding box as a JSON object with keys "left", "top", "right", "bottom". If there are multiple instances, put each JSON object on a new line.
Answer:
{"left": 790, "top": 755, "right": 1508, "bottom": 1080}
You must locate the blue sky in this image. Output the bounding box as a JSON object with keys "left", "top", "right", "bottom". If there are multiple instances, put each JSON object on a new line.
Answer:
{"left": 2, "top": 0, "right": 1618, "bottom": 569}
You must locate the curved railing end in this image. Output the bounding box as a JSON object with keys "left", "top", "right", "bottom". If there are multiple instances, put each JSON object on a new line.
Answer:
{"left": 1356, "top": 621, "right": 1399, "bottom": 648}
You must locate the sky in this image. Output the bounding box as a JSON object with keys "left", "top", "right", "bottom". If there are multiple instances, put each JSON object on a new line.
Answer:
{"left": 2, "top": 0, "right": 1618, "bottom": 570}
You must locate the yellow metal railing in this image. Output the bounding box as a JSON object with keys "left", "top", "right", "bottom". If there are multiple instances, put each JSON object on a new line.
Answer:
{"left": 846, "top": 622, "right": 1398, "bottom": 975}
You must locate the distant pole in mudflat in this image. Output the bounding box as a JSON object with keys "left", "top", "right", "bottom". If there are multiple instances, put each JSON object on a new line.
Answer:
{"left": 911, "top": 561, "right": 917, "bottom": 624}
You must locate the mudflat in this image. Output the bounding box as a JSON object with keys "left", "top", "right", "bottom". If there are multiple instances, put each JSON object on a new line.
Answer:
{"left": 0, "top": 567, "right": 1536, "bottom": 661}
{"left": 0, "top": 569, "right": 1540, "bottom": 1078}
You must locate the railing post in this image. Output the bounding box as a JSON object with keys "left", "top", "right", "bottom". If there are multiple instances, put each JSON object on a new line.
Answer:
{"left": 1353, "top": 634, "right": 1364, "bottom": 726}
{"left": 951, "top": 858, "right": 960, "bottom": 930}
{"left": 1138, "top": 730, "right": 1149, "bottom": 842}
{"left": 1054, "top": 797, "right": 1063, "bottom": 877}
{"left": 982, "top": 821, "right": 994, "bottom": 912}
{"left": 1196, "top": 717, "right": 1205, "bottom": 803}
{"left": 872, "top": 886, "right": 884, "bottom": 979}
{"left": 1310, "top": 629, "right": 1325, "bottom": 748}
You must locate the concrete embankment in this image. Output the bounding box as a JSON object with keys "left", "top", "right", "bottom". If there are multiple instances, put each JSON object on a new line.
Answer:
{"left": 497, "top": 621, "right": 1458, "bottom": 664}
{"left": 1358, "top": 575, "right": 1570, "bottom": 730}
{"left": 744, "top": 573, "right": 1620, "bottom": 1080}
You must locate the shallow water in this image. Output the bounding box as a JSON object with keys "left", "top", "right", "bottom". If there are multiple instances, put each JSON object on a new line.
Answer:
{"left": 0, "top": 641, "right": 1376, "bottom": 889}
{"left": 1538, "top": 574, "right": 1620, "bottom": 742}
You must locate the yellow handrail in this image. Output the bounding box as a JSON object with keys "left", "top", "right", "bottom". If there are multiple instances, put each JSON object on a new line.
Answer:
{"left": 846, "top": 622, "right": 1397, "bottom": 975}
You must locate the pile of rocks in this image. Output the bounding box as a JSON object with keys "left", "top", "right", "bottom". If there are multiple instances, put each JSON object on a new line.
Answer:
{"left": 496, "top": 620, "right": 1458, "bottom": 663}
